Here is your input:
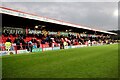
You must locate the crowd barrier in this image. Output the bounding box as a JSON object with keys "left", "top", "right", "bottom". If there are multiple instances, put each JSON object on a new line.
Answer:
{"left": 0, "top": 42, "right": 89, "bottom": 56}
{"left": 1, "top": 42, "right": 113, "bottom": 56}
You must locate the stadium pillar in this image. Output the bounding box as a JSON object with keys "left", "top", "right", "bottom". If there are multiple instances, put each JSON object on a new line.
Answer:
{"left": 26, "top": 27, "right": 28, "bottom": 35}
{"left": 52, "top": 43, "right": 53, "bottom": 50}
{"left": 42, "top": 44, "right": 43, "bottom": 52}
{"left": 15, "top": 46, "right": 17, "bottom": 54}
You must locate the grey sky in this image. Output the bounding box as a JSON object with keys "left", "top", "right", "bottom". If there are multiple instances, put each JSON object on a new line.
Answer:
{"left": 1, "top": 0, "right": 119, "bottom": 2}
{"left": 2, "top": 2, "right": 118, "bottom": 31}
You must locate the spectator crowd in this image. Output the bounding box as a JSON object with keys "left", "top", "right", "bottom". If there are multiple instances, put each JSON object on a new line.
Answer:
{"left": 0, "top": 32, "right": 117, "bottom": 52}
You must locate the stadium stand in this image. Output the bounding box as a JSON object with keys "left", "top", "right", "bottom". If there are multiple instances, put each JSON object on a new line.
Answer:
{"left": 0, "top": 6, "right": 118, "bottom": 55}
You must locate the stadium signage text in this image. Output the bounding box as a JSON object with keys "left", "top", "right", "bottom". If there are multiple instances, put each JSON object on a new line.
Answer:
{"left": 32, "top": 48, "right": 42, "bottom": 52}
{"left": 53, "top": 47, "right": 60, "bottom": 50}
{"left": 28, "top": 29, "right": 41, "bottom": 34}
{"left": 17, "top": 49, "right": 29, "bottom": 54}
{"left": 43, "top": 47, "right": 52, "bottom": 51}
{"left": 0, "top": 51, "right": 16, "bottom": 56}
{"left": 3, "top": 27, "right": 24, "bottom": 34}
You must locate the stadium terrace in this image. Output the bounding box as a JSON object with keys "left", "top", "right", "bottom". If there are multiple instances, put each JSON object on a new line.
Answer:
{"left": 0, "top": 6, "right": 118, "bottom": 55}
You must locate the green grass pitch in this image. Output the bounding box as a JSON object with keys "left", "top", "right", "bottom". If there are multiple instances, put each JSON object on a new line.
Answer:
{"left": 1, "top": 44, "right": 118, "bottom": 78}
